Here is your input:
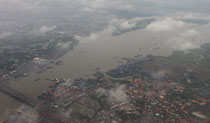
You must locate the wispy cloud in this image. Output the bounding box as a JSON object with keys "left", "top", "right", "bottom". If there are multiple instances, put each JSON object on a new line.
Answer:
{"left": 181, "top": 29, "right": 198, "bottom": 37}
{"left": 0, "top": 32, "right": 13, "bottom": 39}
{"left": 5, "top": 105, "right": 39, "bottom": 123}
{"left": 169, "top": 38, "right": 200, "bottom": 50}
{"left": 39, "top": 25, "right": 57, "bottom": 34}
{"left": 167, "top": 30, "right": 201, "bottom": 50}
{"left": 79, "top": 0, "right": 133, "bottom": 10}
{"left": 151, "top": 70, "right": 167, "bottom": 79}
{"left": 108, "top": 85, "right": 128, "bottom": 105}
{"left": 146, "top": 18, "right": 185, "bottom": 32}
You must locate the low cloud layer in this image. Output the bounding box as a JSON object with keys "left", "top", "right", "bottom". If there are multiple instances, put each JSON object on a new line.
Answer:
{"left": 120, "top": 21, "right": 136, "bottom": 29}
{"left": 0, "top": 0, "right": 210, "bottom": 40}
{"left": 169, "top": 37, "right": 200, "bottom": 50}
{"left": 146, "top": 18, "right": 185, "bottom": 32}
{"left": 39, "top": 25, "right": 57, "bottom": 34}
{"left": 151, "top": 70, "right": 167, "bottom": 79}
{"left": 169, "top": 28, "right": 202, "bottom": 50}
{"left": 79, "top": 0, "right": 133, "bottom": 10}
{"left": 77, "top": 17, "right": 151, "bottom": 42}
{"left": 145, "top": 17, "right": 205, "bottom": 51}
{"left": 108, "top": 85, "right": 128, "bottom": 104}
{"left": 0, "top": 32, "right": 12, "bottom": 39}
{"left": 181, "top": 29, "right": 198, "bottom": 37}
{"left": 4, "top": 105, "right": 39, "bottom": 123}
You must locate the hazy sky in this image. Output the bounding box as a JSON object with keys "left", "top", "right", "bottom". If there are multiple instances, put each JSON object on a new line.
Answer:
{"left": 0, "top": 0, "right": 210, "bottom": 38}
{"left": 1, "top": 0, "right": 210, "bottom": 19}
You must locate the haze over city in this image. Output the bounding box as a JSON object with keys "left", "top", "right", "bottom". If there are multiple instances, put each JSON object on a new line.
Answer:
{"left": 0, "top": 0, "right": 210, "bottom": 122}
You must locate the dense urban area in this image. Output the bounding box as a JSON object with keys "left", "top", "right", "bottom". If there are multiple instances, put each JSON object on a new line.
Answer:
{"left": 0, "top": 32, "right": 78, "bottom": 80}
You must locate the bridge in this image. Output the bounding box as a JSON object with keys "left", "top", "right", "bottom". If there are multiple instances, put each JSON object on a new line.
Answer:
{"left": 0, "top": 84, "right": 58, "bottom": 114}
{"left": 0, "top": 84, "right": 39, "bottom": 107}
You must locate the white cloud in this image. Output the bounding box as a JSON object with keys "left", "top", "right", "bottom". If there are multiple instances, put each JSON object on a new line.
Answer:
{"left": 124, "top": 4, "right": 133, "bottom": 9}
{"left": 56, "top": 42, "right": 71, "bottom": 49}
{"left": 6, "top": 105, "right": 39, "bottom": 123}
{"left": 79, "top": 7, "right": 95, "bottom": 12}
{"left": 39, "top": 25, "right": 57, "bottom": 34}
{"left": 87, "top": 33, "right": 98, "bottom": 40}
{"left": 146, "top": 20, "right": 203, "bottom": 51}
{"left": 178, "top": 41, "right": 200, "bottom": 50}
{"left": 107, "top": 17, "right": 142, "bottom": 31}
{"left": 76, "top": 33, "right": 98, "bottom": 42}
{"left": 120, "top": 21, "right": 136, "bottom": 29}
{"left": 181, "top": 29, "right": 198, "bottom": 37}
{"left": 166, "top": 29, "right": 201, "bottom": 50}
{"left": 168, "top": 37, "right": 200, "bottom": 50}
{"left": 151, "top": 70, "right": 167, "bottom": 79}
{"left": 146, "top": 18, "right": 185, "bottom": 31}
{"left": 79, "top": 0, "right": 133, "bottom": 10}
{"left": 0, "top": 32, "right": 12, "bottom": 39}
{"left": 108, "top": 85, "right": 128, "bottom": 104}
{"left": 76, "top": 17, "right": 142, "bottom": 42}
